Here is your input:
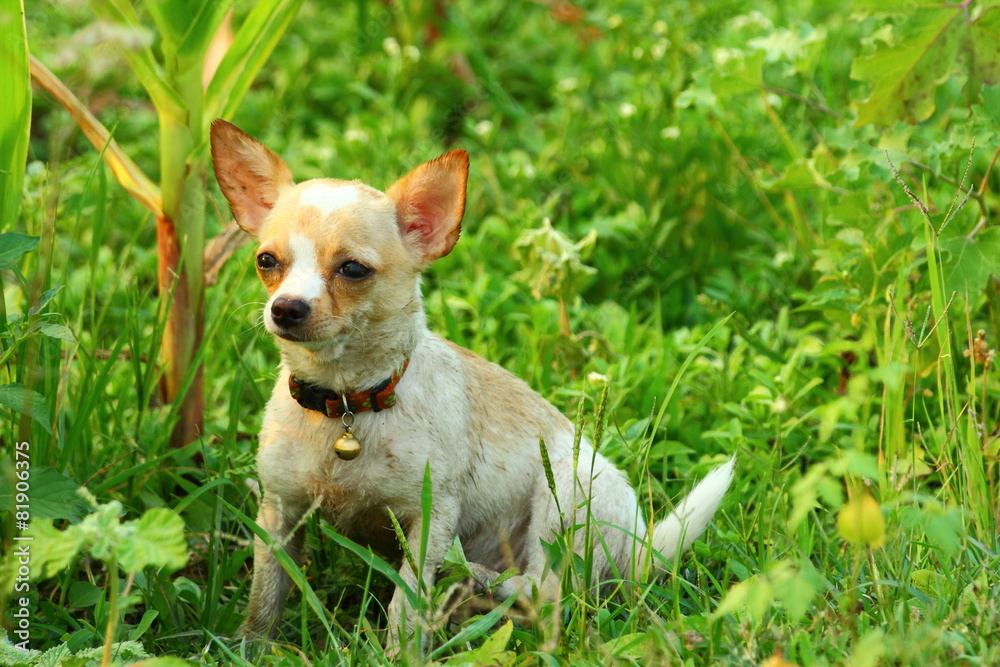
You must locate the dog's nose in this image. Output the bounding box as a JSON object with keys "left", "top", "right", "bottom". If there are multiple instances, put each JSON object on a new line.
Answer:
{"left": 271, "top": 297, "right": 311, "bottom": 327}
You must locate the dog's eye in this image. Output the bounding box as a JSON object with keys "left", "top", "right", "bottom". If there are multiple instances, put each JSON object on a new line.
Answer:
{"left": 256, "top": 253, "right": 279, "bottom": 270}
{"left": 338, "top": 261, "right": 371, "bottom": 280}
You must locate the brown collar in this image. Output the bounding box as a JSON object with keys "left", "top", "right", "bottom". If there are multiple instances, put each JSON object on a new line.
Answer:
{"left": 288, "top": 359, "right": 409, "bottom": 418}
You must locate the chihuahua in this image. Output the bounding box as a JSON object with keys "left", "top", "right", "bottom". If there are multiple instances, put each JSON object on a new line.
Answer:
{"left": 210, "top": 119, "right": 735, "bottom": 648}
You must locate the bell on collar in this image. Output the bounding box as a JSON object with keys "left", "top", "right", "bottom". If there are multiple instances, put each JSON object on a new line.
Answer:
{"left": 334, "top": 427, "right": 362, "bottom": 460}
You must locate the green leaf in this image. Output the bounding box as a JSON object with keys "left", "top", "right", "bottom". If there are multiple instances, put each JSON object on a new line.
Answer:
{"left": 603, "top": 632, "right": 651, "bottom": 660}
{"left": 0, "top": 0, "right": 30, "bottom": 234}
{"left": 131, "top": 658, "right": 194, "bottom": 667}
{"left": 851, "top": 7, "right": 965, "bottom": 127}
{"left": 36, "top": 322, "right": 77, "bottom": 343}
{"left": 0, "top": 383, "right": 51, "bottom": 434}
{"left": 853, "top": 6, "right": 1000, "bottom": 127}
{"left": 710, "top": 48, "right": 766, "bottom": 97}
{"left": 205, "top": 0, "right": 306, "bottom": 121}
{"left": 975, "top": 83, "right": 1000, "bottom": 129}
{"left": 146, "top": 0, "right": 229, "bottom": 60}
{"left": 129, "top": 609, "right": 160, "bottom": 641}
{"left": 445, "top": 620, "right": 516, "bottom": 666}
{"left": 429, "top": 593, "right": 518, "bottom": 660}
{"left": 1, "top": 467, "right": 87, "bottom": 521}
{"left": 967, "top": 7, "right": 1000, "bottom": 96}
{"left": 28, "top": 285, "right": 63, "bottom": 315}
{"left": 940, "top": 227, "right": 1000, "bottom": 296}
{"left": 29, "top": 520, "right": 86, "bottom": 579}
{"left": 117, "top": 508, "right": 189, "bottom": 573}
{"left": 0, "top": 232, "right": 39, "bottom": 269}
{"left": 68, "top": 580, "right": 103, "bottom": 608}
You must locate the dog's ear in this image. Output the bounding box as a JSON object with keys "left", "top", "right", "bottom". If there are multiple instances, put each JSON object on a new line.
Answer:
{"left": 387, "top": 150, "right": 469, "bottom": 264}
{"left": 210, "top": 119, "right": 293, "bottom": 236}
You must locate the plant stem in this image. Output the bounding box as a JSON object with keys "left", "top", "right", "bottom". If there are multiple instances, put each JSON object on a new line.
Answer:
{"left": 101, "top": 556, "right": 119, "bottom": 667}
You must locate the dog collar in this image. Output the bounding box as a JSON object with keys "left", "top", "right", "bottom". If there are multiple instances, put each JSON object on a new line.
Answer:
{"left": 288, "top": 359, "right": 409, "bottom": 419}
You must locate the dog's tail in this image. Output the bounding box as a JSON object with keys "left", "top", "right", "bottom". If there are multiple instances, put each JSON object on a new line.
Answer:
{"left": 638, "top": 456, "right": 736, "bottom": 574}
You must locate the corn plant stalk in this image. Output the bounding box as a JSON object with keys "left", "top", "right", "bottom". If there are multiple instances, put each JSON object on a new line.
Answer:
{"left": 31, "top": 0, "right": 304, "bottom": 447}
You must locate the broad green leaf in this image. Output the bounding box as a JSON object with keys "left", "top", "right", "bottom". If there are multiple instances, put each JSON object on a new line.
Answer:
{"left": 118, "top": 508, "right": 189, "bottom": 573}
{"left": 0, "top": 232, "right": 38, "bottom": 269}
{"left": 710, "top": 48, "right": 766, "bottom": 97}
{"left": 852, "top": 4, "right": 1000, "bottom": 125}
{"left": 0, "top": 0, "right": 29, "bottom": 234}
{"left": 68, "top": 580, "right": 103, "bottom": 608}
{"left": 36, "top": 322, "right": 77, "bottom": 343}
{"left": 446, "top": 620, "right": 516, "bottom": 666}
{"left": 786, "top": 463, "right": 828, "bottom": 531}
{"left": 771, "top": 559, "right": 823, "bottom": 622}
{"left": 761, "top": 158, "right": 834, "bottom": 191}
{"left": 205, "top": 0, "right": 306, "bottom": 121}
{"left": 967, "top": 7, "right": 1000, "bottom": 96}
{"left": 129, "top": 609, "right": 160, "bottom": 641}
{"left": 852, "top": 7, "right": 965, "bottom": 127}
{"left": 975, "top": 83, "right": 1000, "bottom": 129}
{"left": 712, "top": 574, "right": 771, "bottom": 621}
{"left": 940, "top": 227, "right": 1000, "bottom": 296}
{"left": 429, "top": 593, "right": 518, "bottom": 660}
{"left": 602, "top": 632, "right": 651, "bottom": 660}
{"left": 0, "top": 383, "right": 51, "bottom": 434}
{"left": 850, "top": 630, "right": 887, "bottom": 667}
{"left": 29, "top": 520, "right": 85, "bottom": 579}
{"left": 0, "top": 467, "right": 87, "bottom": 521}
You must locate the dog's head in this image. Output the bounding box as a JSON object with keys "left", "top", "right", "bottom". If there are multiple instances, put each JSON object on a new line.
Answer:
{"left": 210, "top": 120, "right": 468, "bottom": 356}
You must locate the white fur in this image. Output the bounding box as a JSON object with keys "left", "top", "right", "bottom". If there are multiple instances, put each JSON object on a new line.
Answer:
{"left": 263, "top": 233, "right": 324, "bottom": 334}
{"left": 280, "top": 233, "right": 324, "bottom": 301}
{"left": 298, "top": 183, "right": 359, "bottom": 213}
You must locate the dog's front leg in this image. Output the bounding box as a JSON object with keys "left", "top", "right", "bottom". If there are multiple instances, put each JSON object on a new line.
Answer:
{"left": 386, "top": 499, "right": 460, "bottom": 654}
{"left": 239, "top": 502, "right": 306, "bottom": 639}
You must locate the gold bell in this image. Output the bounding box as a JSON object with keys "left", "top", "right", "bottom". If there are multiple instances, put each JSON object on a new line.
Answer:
{"left": 334, "top": 428, "right": 362, "bottom": 460}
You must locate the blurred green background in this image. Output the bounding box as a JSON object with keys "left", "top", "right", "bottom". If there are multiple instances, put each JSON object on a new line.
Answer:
{"left": 3, "top": 0, "right": 1000, "bottom": 664}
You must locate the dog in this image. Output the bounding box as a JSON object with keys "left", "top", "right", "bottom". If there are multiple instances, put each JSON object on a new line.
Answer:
{"left": 210, "top": 119, "right": 735, "bottom": 649}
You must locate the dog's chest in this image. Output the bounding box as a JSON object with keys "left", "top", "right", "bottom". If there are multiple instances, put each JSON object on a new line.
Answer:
{"left": 257, "top": 395, "right": 434, "bottom": 542}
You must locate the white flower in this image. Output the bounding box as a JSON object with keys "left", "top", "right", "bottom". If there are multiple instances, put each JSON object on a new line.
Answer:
{"left": 474, "top": 120, "right": 494, "bottom": 137}
{"left": 713, "top": 47, "right": 742, "bottom": 66}
{"left": 587, "top": 372, "right": 609, "bottom": 386}
{"left": 632, "top": 46, "right": 644, "bottom": 59}
{"left": 653, "top": 20, "right": 668, "bottom": 35}
{"left": 403, "top": 44, "right": 420, "bottom": 62}
{"left": 344, "top": 129, "right": 368, "bottom": 143}
{"left": 557, "top": 77, "right": 579, "bottom": 92}
{"left": 382, "top": 37, "right": 400, "bottom": 57}
{"left": 660, "top": 126, "right": 680, "bottom": 139}
{"left": 619, "top": 102, "right": 636, "bottom": 118}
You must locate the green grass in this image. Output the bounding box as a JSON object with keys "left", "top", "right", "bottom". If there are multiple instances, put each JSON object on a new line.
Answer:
{"left": 3, "top": 0, "right": 1000, "bottom": 665}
